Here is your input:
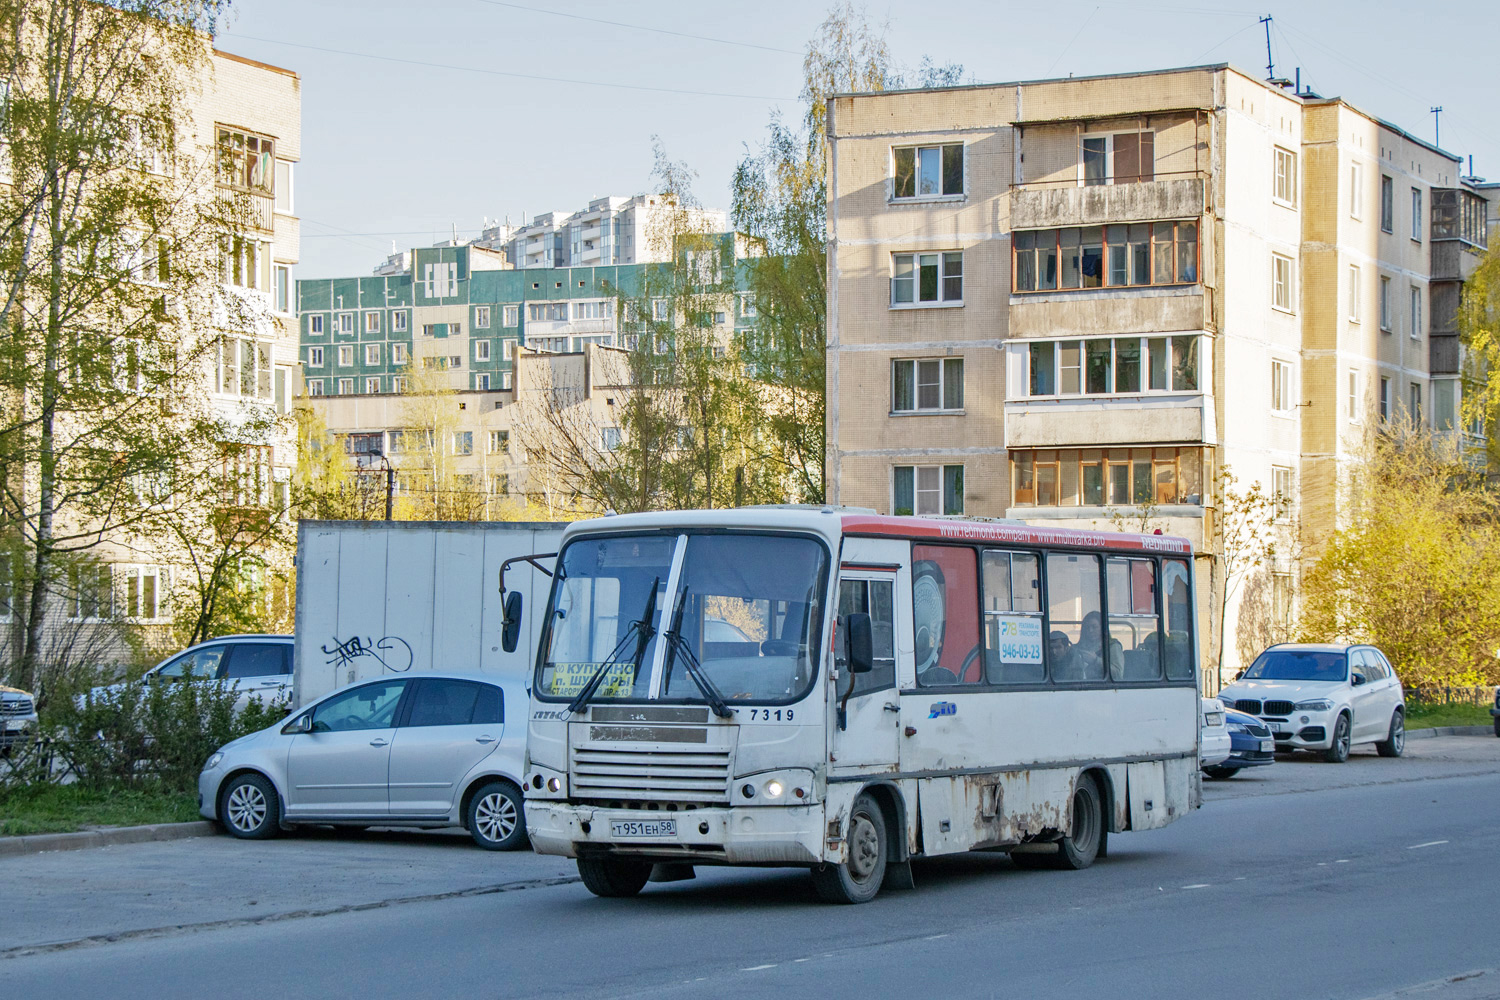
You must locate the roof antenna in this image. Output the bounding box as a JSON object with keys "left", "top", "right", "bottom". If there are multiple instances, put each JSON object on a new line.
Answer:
{"left": 1260, "top": 15, "right": 1275, "bottom": 81}
{"left": 1430, "top": 106, "right": 1443, "bottom": 149}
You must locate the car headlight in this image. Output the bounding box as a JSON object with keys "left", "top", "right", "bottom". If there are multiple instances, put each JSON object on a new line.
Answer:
{"left": 1295, "top": 699, "right": 1334, "bottom": 712}
{"left": 1227, "top": 722, "right": 1250, "bottom": 734}
{"left": 204, "top": 752, "right": 224, "bottom": 771}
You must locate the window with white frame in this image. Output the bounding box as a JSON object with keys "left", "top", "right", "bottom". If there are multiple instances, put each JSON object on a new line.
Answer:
{"left": 392, "top": 311, "right": 408, "bottom": 333}
{"left": 500, "top": 371, "right": 513, "bottom": 390}
{"left": 1272, "top": 253, "right": 1294, "bottom": 312}
{"left": 337, "top": 345, "right": 354, "bottom": 367}
{"left": 338, "top": 377, "right": 354, "bottom": 394}
{"left": 528, "top": 303, "right": 567, "bottom": 322}
{"left": 1379, "top": 275, "right": 1391, "bottom": 330}
{"left": 219, "top": 337, "right": 272, "bottom": 398}
{"left": 363, "top": 312, "right": 380, "bottom": 334}
{"left": 308, "top": 346, "right": 324, "bottom": 367}
{"left": 1273, "top": 147, "right": 1297, "bottom": 206}
{"left": 739, "top": 293, "right": 757, "bottom": 318}
{"left": 364, "top": 344, "right": 380, "bottom": 366}
{"left": 601, "top": 426, "right": 621, "bottom": 451}
{"left": 1080, "top": 131, "right": 1155, "bottom": 186}
{"left": 217, "top": 126, "right": 275, "bottom": 194}
{"left": 309, "top": 315, "right": 324, "bottom": 335}
{"left": 474, "top": 340, "right": 490, "bottom": 362}
{"left": 893, "top": 143, "right": 964, "bottom": 199}
{"left": 1027, "top": 335, "right": 1200, "bottom": 396}
{"left": 391, "top": 343, "right": 407, "bottom": 365}
{"left": 1379, "top": 376, "right": 1390, "bottom": 421}
{"left": 273, "top": 159, "right": 294, "bottom": 213}
{"left": 70, "top": 564, "right": 113, "bottom": 621}
{"left": 892, "top": 358, "right": 963, "bottom": 412}
{"left": 651, "top": 298, "right": 670, "bottom": 321}
{"left": 335, "top": 312, "right": 354, "bottom": 335}
{"left": 502, "top": 339, "right": 515, "bottom": 361}
{"left": 891, "top": 251, "right": 963, "bottom": 306}
{"left": 308, "top": 379, "right": 325, "bottom": 397}
{"left": 1348, "top": 265, "right": 1361, "bottom": 323}
{"left": 453, "top": 431, "right": 473, "bottom": 456}
{"left": 392, "top": 376, "right": 408, "bottom": 393}
{"left": 573, "top": 301, "right": 612, "bottom": 320}
{"left": 274, "top": 265, "right": 290, "bottom": 313}
{"left": 422, "top": 324, "right": 438, "bottom": 337}
{"left": 892, "top": 465, "right": 963, "bottom": 516}
{"left": 502, "top": 305, "right": 519, "bottom": 327}
{"left": 476, "top": 374, "right": 490, "bottom": 390}
{"left": 119, "top": 565, "right": 162, "bottom": 620}
{"left": 489, "top": 430, "right": 509, "bottom": 454}
{"left": 223, "top": 235, "right": 272, "bottom": 291}
{"left": 1349, "top": 162, "right": 1362, "bottom": 219}
{"left": 365, "top": 376, "right": 380, "bottom": 394}
{"left": 1347, "top": 370, "right": 1361, "bottom": 422}
{"left": 1410, "top": 284, "right": 1423, "bottom": 339}
{"left": 1271, "top": 358, "right": 1294, "bottom": 413}
{"left": 1270, "top": 466, "right": 1294, "bottom": 507}
{"left": 1411, "top": 187, "right": 1423, "bottom": 241}
{"left": 474, "top": 305, "right": 491, "bottom": 329}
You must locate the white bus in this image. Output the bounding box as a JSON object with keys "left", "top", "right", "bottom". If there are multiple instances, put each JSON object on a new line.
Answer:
{"left": 509, "top": 507, "right": 1201, "bottom": 903}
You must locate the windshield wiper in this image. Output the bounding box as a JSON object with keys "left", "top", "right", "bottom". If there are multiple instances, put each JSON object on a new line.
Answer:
{"left": 661, "top": 587, "right": 734, "bottom": 719}
{"left": 566, "top": 576, "right": 659, "bottom": 716}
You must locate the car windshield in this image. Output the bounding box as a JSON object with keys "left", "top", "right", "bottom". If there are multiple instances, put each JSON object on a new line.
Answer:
{"left": 536, "top": 532, "right": 828, "bottom": 705}
{"left": 1243, "top": 649, "right": 1347, "bottom": 682}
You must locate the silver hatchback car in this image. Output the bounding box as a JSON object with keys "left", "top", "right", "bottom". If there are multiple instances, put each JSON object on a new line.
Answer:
{"left": 199, "top": 673, "right": 528, "bottom": 850}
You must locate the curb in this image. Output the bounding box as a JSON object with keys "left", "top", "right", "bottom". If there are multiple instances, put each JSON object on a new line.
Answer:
{"left": 1406, "top": 725, "right": 1495, "bottom": 740}
{"left": 0, "top": 821, "right": 216, "bottom": 858}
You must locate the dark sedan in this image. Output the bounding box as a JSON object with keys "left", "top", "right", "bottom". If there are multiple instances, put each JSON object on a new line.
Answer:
{"left": 1203, "top": 708, "right": 1276, "bottom": 779}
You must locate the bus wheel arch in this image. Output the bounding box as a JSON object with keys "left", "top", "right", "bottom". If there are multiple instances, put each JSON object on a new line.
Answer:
{"left": 857, "top": 781, "right": 911, "bottom": 866}
{"left": 1081, "top": 765, "right": 1118, "bottom": 854}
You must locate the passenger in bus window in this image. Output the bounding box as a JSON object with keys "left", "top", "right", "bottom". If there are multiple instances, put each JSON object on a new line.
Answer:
{"left": 1049, "top": 631, "right": 1081, "bottom": 680}
{"left": 1077, "top": 611, "right": 1122, "bottom": 680}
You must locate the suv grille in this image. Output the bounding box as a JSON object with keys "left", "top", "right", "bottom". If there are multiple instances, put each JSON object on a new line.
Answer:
{"left": 0, "top": 698, "right": 34, "bottom": 716}
{"left": 1264, "top": 700, "right": 1296, "bottom": 716}
{"left": 571, "top": 745, "right": 732, "bottom": 805}
{"left": 1234, "top": 699, "right": 1261, "bottom": 715}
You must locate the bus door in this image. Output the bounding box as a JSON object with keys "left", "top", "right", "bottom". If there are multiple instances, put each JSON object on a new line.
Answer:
{"left": 830, "top": 541, "right": 905, "bottom": 775}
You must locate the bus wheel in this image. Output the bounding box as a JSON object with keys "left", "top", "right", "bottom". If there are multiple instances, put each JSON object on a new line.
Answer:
{"left": 811, "top": 794, "right": 887, "bottom": 904}
{"left": 577, "top": 856, "right": 652, "bottom": 898}
{"left": 1050, "top": 774, "right": 1103, "bottom": 870}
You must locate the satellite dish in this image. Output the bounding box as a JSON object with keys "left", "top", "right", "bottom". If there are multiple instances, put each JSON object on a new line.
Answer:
{"left": 911, "top": 560, "right": 947, "bottom": 677}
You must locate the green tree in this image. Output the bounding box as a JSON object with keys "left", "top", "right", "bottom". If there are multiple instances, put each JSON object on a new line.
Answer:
{"left": 0, "top": 0, "right": 254, "bottom": 689}
{"left": 1457, "top": 239, "right": 1500, "bottom": 465}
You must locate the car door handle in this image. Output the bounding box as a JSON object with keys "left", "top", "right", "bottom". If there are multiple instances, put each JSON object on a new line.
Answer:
{"left": 883, "top": 703, "right": 900, "bottom": 713}
{"left": 369, "top": 738, "right": 389, "bottom": 747}
{"left": 475, "top": 735, "right": 496, "bottom": 744}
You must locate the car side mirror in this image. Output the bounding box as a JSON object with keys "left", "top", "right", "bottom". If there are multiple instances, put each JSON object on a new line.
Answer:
{"left": 845, "top": 613, "right": 874, "bottom": 675}
{"left": 281, "top": 713, "right": 312, "bottom": 735}
{"left": 1351, "top": 674, "right": 1366, "bottom": 687}
{"left": 1233, "top": 670, "right": 1245, "bottom": 681}
{"left": 501, "top": 591, "right": 524, "bottom": 653}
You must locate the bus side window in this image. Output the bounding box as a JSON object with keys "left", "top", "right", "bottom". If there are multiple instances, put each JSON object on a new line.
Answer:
{"left": 912, "top": 546, "right": 981, "bottom": 687}
{"left": 981, "top": 550, "right": 1045, "bottom": 683}
{"left": 1162, "top": 559, "right": 1194, "bottom": 680}
{"left": 1105, "top": 557, "right": 1162, "bottom": 682}
{"left": 836, "top": 579, "right": 896, "bottom": 695}
{"left": 1045, "top": 552, "right": 1106, "bottom": 682}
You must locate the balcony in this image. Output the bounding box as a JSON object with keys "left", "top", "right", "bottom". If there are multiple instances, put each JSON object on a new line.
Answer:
{"left": 1004, "top": 394, "right": 1211, "bottom": 449}
{"left": 1010, "top": 177, "right": 1205, "bottom": 229}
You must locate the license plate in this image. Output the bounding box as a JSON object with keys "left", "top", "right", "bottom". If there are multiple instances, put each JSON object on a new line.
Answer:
{"left": 1260, "top": 739, "right": 1274, "bottom": 751}
{"left": 610, "top": 819, "right": 676, "bottom": 839}
{"left": 1267, "top": 721, "right": 1285, "bottom": 733}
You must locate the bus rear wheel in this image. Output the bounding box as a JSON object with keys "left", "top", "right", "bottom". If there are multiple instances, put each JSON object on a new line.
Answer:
{"left": 1049, "top": 773, "right": 1103, "bottom": 870}
{"left": 810, "top": 793, "right": 887, "bottom": 904}
{"left": 577, "top": 856, "right": 652, "bottom": 898}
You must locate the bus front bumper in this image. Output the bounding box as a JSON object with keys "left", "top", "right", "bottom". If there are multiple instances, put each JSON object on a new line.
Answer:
{"left": 525, "top": 801, "right": 825, "bottom": 865}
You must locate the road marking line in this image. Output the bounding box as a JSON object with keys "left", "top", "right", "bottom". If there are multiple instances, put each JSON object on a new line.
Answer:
{"left": 793, "top": 958, "right": 811, "bottom": 964}
{"left": 742, "top": 964, "right": 777, "bottom": 972}
{"left": 1335, "top": 859, "right": 1349, "bottom": 863}
{"left": 1181, "top": 884, "right": 1211, "bottom": 889}
{"left": 925, "top": 934, "right": 949, "bottom": 940}
{"left": 1407, "top": 840, "right": 1449, "bottom": 850}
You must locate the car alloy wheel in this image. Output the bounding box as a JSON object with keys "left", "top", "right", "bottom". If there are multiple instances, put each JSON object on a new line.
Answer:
{"left": 466, "top": 780, "right": 527, "bottom": 850}
{"left": 220, "top": 773, "right": 279, "bottom": 839}
{"left": 475, "top": 791, "right": 517, "bottom": 843}
{"left": 226, "top": 783, "right": 268, "bottom": 833}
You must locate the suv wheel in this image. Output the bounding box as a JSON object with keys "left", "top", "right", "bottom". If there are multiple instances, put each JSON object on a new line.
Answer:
{"left": 1375, "top": 709, "right": 1405, "bottom": 757}
{"left": 1323, "top": 714, "right": 1352, "bottom": 763}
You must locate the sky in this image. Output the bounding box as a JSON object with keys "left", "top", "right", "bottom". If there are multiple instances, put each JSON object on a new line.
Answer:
{"left": 214, "top": 0, "right": 1500, "bottom": 279}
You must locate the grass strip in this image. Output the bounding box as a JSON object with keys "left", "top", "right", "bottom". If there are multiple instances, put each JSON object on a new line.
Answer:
{"left": 0, "top": 783, "right": 199, "bottom": 837}
{"left": 1404, "top": 702, "right": 1494, "bottom": 730}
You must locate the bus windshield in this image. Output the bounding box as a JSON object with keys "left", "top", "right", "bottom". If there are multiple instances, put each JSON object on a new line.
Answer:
{"left": 1242, "top": 649, "right": 1347, "bottom": 682}
{"left": 537, "top": 532, "right": 828, "bottom": 706}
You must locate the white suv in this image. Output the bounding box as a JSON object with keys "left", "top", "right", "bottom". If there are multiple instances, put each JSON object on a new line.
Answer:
{"left": 1217, "top": 643, "right": 1405, "bottom": 763}
{"left": 89, "top": 635, "right": 293, "bottom": 713}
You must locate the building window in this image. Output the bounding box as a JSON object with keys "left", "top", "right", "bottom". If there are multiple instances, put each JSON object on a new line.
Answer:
{"left": 475, "top": 340, "right": 490, "bottom": 362}
{"left": 219, "top": 337, "right": 272, "bottom": 398}
{"left": 216, "top": 126, "right": 274, "bottom": 194}
{"left": 491, "top": 474, "right": 510, "bottom": 495}
{"left": 1347, "top": 370, "right": 1361, "bottom": 423}
{"left": 273, "top": 159, "right": 293, "bottom": 213}
{"left": 502, "top": 339, "right": 515, "bottom": 361}
{"left": 1349, "top": 162, "right": 1362, "bottom": 219}
{"left": 476, "top": 374, "right": 490, "bottom": 390}
{"left": 364, "top": 344, "right": 380, "bottom": 366}
{"left": 337, "top": 377, "right": 354, "bottom": 395}
{"left": 1411, "top": 285, "right": 1423, "bottom": 339}
{"left": 364, "top": 312, "right": 380, "bottom": 334}
{"left": 1010, "top": 447, "right": 1206, "bottom": 508}
{"left": 337, "top": 345, "right": 353, "bottom": 367}
{"left": 1380, "top": 175, "right": 1394, "bottom": 232}
{"left": 392, "top": 311, "right": 408, "bottom": 333}
{"left": 500, "top": 371, "right": 512, "bottom": 390}
{"left": 392, "top": 376, "right": 408, "bottom": 393}
{"left": 365, "top": 376, "right": 380, "bottom": 394}
{"left": 1410, "top": 382, "right": 1422, "bottom": 422}
{"left": 893, "top": 465, "right": 963, "bottom": 516}
{"left": 422, "top": 324, "right": 437, "bottom": 338}
{"left": 222, "top": 235, "right": 272, "bottom": 291}
{"left": 489, "top": 430, "right": 509, "bottom": 454}
{"left": 650, "top": 298, "right": 670, "bottom": 322}
{"left": 392, "top": 343, "right": 407, "bottom": 365}
{"left": 1347, "top": 265, "right": 1360, "bottom": 323}
{"left": 891, "top": 251, "right": 963, "bottom": 306}
{"left": 453, "top": 431, "right": 473, "bottom": 456}
{"left": 1379, "top": 376, "right": 1390, "bottom": 422}
{"left": 274, "top": 265, "right": 290, "bottom": 313}
{"left": 892, "top": 358, "right": 963, "bottom": 412}
{"left": 1273, "top": 147, "right": 1297, "bottom": 206}
{"left": 502, "top": 305, "right": 519, "bottom": 327}
{"left": 1271, "top": 359, "right": 1294, "bottom": 413}
{"left": 1027, "top": 335, "right": 1199, "bottom": 396}
{"left": 601, "top": 426, "right": 621, "bottom": 451}
{"left": 1080, "top": 131, "right": 1154, "bottom": 186}
{"left": 1379, "top": 275, "right": 1391, "bottom": 331}
{"left": 528, "top": 303, "right": 568, "bottom": 322}
{"left": 893, "top": 143, "right": 964, "bottom": 199}
{"left": 573, "top": 301, "right": 613, "bottom": 320}
{"left": 475, "top": 306, "right": 491, "bottom": 329}
{"left": 308, "top": 346, "right": 324, "bottom": 367}
{"left": 421, "top": 357, "right": 448, "bottom": 371}
{"left": 1013, "top": 221, "right": 1196, "bottom": 293}
{"left": 308, "top": 380, "right": 325, "bottom": 397}
{"left": 1411, "top": 187, "right": 1423, "bottom": 241}
{"left": 739, "top": 293, "right": 757, "bottom": 318}
{"left": 1270, "top": 466, "right": 1293, "bottom": 506}
{"left": 1272, "top": 253, "right": 1294, "bottom": 312}
{"left": 336, "top": 312, "right": 354, "bottom": 335}
{"left": 309, "top": 315, "right": 324, "bottom": 335}
{"left": 1433, "top": 379, "right": 1457, "bottom": 431}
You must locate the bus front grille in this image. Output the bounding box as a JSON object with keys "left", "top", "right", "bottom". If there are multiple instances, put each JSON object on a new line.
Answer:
{"left": 571, "top": 746, "right": 732, "bottom": 805}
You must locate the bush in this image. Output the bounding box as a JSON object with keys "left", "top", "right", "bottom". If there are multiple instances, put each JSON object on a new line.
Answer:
{"left": 43, "top": 677, "right": 290, "bottom": 792}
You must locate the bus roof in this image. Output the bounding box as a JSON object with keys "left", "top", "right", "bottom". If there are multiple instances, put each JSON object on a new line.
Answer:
{"left": 840, "top": 514, "right": 1194, "bottom": 556}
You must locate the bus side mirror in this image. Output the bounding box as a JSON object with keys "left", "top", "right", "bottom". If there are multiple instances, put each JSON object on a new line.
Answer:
{"left": 501, "top": 591, "right": 524, "bottom": 653}
{"left": 845, "top": 613, "right": 873, "bottom": 675}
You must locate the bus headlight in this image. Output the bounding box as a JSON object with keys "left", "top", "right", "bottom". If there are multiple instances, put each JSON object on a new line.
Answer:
{"left": 763, "top": 779, "right": 784, "bottom": 799}
{"left": 734, "top": 769, "right": 817, "bottom": 805}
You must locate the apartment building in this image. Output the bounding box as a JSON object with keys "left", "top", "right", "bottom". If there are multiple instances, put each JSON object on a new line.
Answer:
{"left": 508, "top": 195, "right": 727, "bottom": 270}
{"left": 825, "top": 64, "right": 1491, "bottom": 679}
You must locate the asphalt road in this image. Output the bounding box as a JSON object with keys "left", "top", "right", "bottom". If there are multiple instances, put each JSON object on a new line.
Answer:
{"left": 6, "top": 736, "right": 1500, "bottom": 1000}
